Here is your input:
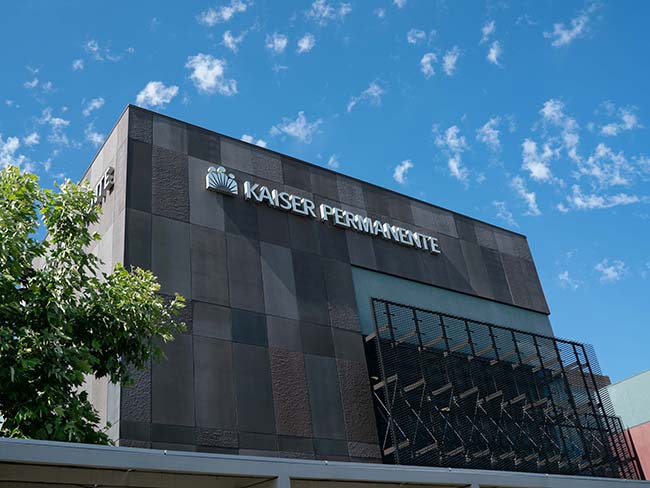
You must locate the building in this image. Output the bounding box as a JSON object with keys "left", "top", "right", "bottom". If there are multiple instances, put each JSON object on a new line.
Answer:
{"left": 608, "top": 370, "right": 650, "bottom": 476}
{"left": 1, "top": 105, "right": 644, "bottom": 486}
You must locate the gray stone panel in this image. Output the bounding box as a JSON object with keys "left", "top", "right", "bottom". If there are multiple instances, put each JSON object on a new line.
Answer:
{"left": 120, "top": 365, "right": 151, "bottom": 423}
{"left": 475, "top": 222, "right": 498, "bottom": 250}
{"left": 190, "top": 225, "right": 228, "bottom": 305}
{"left": 388, "top": 195, "right": 414, "bottom": 224}
{"left": 337, "top": 359, "right": 378, "bottom": 444}
{"left": 126, "top": 139, "right": 152, "bottom": 213}
{"left": 233, "top": 343, "right": 276, "bottom": 434}
{"left": 283, "top": 157, "right": 312, "bottom": 190}
{"left": 193, "top": 302, "right": 231, "bottom": 340}
{"left": 431, "top": 207, "right": 458, "bottom": 237}
{"left": 257, "top": 205, "right": 291, "bottom": 247}
{"left": 300, "top": 322, "right": 334, "bottom": 357}
{"left": 481, "top": 247, "right": 513, "bottom": 305}
{"left": 332, "top": 329, "right": 365, "bottom": 361}
{"left": 292, "top": 251, "right": 329, "bottom": 325}
{"left": 304, "top": 354, "right": 346, "bottom": 440}
{"left": 461, "top": 240, "right": 494, "bottom": 299}
{"left": 311, "top": 168, "right": 339, "bottom": 200}
{"left": 324, "top": 259, "right": 360, "bottom": 331}
{"left": 151, "top": 215, "right": 191, "bottom": 299}
{"left": 336, "top": 176, "right": 365, "bottom": 208}
{"left": 261, "top": 242, "right": 299, "bottom": 320}
{"left": 502, "top": 253, "right": 533, "bottom": 310}
{"left": 270, "top": 348, "right": 312, "bottom": 437}
{"left": 151, "top": 145, "right": 189, "bottom": 221}
{"left": 288, "top": 215, "right": 320, "bottom": 255}
{"left": 128, "top": 107, "right": 153, "bottom": 144}
{"left": 188, "top": 125, "right": 220, "bottom": 162}
{"left": 224, "top": 193, "right": 259, "bottom": 239}
{"left": 314, "top": 438, "right": 349, "bottom": 458}
{"left": 153, "top": 115, "right": 187, "bottom": 154}
{"left": 232, "top": 309, "right": 268, "bottom": 346}
{"left": 188, "top": 156, "right": 225, "bottom": 230}
{"left": 521, "top": 259, "right": 549, "bottom": 313}
{"left": 239, "top": 431, "right": 278, "bottom": 450}
{"left": 362, "top": 186, "right": 388, "bottom": 215}
{"left": 252, "top": 148, "right": 283, "bottom": 183}
{"left": 267, "top": 316, "right": 302, "bottom": 352}
{"left": 125, "top": 209, "right": 151, "bottom": 270}
{"left": 194, "top": 336, "right": 236, "bottom": 429}
{"left": 151, "top": 423, "right": 195, "bottom": 444}
{"left": 226, "top": 233, "right": 265, "bottom": 313}
{"left": 120, "top": 420, "right": 151, "bottom": 442}
{"left": 279, "top": 435, "right": 315, "bottom": 455}
{"left": 496, "top": 230, "right": 534, "bottom": 261}
{"left": 196, "top": 428, "right": 238, "bottom": 448}
{"left": 221, "top": 138, "right": 253, "bottom": 173}
{"left": 346, "top": 231, "right": 377, "bottom": 269}
{"left": 347, "top": 441, "right": 381, "bottom": 459}
{"left": 152, "top": 334, "right": 194, "bottom": 426}
{"left": 318, "top": 224, "right": 349, "bottom": 262}
{"left": 454, "top": 215, "right": 478, "bottom": 244}
{"left": 438, "top": 235, "right": 473, "bottom": 295}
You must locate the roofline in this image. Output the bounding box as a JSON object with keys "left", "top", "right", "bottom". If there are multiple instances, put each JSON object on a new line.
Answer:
{"left": 95, "top": 103, "right": 529, "bottom": 240}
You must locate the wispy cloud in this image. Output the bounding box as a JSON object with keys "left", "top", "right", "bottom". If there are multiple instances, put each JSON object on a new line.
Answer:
{"left": 511, "top": 176, "right": 541, "bottom": 216}
{"left": 72, "top": 59, "right": 84, "bottom": 71}
{"left": 594, "top": 258, "right": 626, "bottom": 283}
{"left": 487, "top": 40, "right": 502, "bottom": 65}
{"left": 347, "top": 81, "right": 384, "bottom": 113}
{"left": 600, "top": 105, "right": 641, "bottom": 136}
{"left": 561, "top": 184, "right": 644, "bottom": 211}
{"left": 198, "top": 0, "right": 248, "bottom": 26}
{"left": 38, "top": 108, "right": 70, "bottom": 146}
{"left": 544, "top": 4, "right": 598, "bottom": 47}
{"left": 442, "top": 46, "right": 460, "bottom": 76}
{"left": 493, "top": 201, "right": 518, "bottom": 227}
{"left": 406, "top": 28, "right": 426, "bottom": 45}
{"left": 265, "top": 33, "right": 289, "bottom": 54}
{"left": 327, "top": 154, "right": 340, "bottom": 168}
{"left": 222, "top": 30, "right": 246, "bottom": 52}
{"left": 306, "top": 0, "right": 351, "bottom": 25}
{"left": 135, "top": 81, "right": 179, "bottom": 108}
{"left": 83, "top": 39, "right": 134, "bottom": 62}
{"left": 241, "top": 134, "right": 267, "bottom": 148}
{"left": 186, "top": 54, "right": 237, "bottom": 95}
{"left": 393, "top": 0, "right": 407, "bottom": 8}
{"left": 558, "top": 270, "right": 579, "bottom": 289}
{"left": 271, "top": 111, "right": 322, "bottom": 143}
{"left": 420, "top": 53, "right": 437, "bottom": 78}
{"left": 23, "top": 132, "right": 40, "bottom": 147}
{"left": 82, "top": 97, "right": 105, "bottom": 117}
{"left": 476, "top": 117, "right": 501, "bottom": 152}
{"left": 85, "top": 124, "right": 104, "bottom": 148}
{"left": 297, "top": 33, "right": 316, "bottom": 53}
{"left": 481, "top": 20, "right": 495, "bottom": 44}
{"left": 393, "top": 159, "right": 413, "bottom": 184}
{"left": 435, "top": 125, "right": 469, "bottom": 184}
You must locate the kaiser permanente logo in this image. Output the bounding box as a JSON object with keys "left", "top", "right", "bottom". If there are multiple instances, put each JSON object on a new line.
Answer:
{"left": 205, "top": 166, "right": 441, "bottom": 255}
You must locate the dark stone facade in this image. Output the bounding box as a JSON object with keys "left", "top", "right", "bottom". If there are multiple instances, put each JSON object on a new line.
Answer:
{"left": 87, "top": 105, "right": 549, "bottom": 460}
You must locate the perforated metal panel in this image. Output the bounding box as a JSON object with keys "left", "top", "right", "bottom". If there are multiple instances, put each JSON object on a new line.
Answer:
{"left": 365, "top": 298, "right": 643, "bottom": 480}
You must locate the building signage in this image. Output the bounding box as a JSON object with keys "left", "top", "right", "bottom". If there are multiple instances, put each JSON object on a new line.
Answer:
{"left": 206, "top": 165, "right": 441, "bottom": 255}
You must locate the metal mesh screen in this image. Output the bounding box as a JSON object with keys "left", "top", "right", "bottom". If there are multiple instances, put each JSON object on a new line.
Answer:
{"left": 365, "top": 298, "right": 643, "bottom": 480}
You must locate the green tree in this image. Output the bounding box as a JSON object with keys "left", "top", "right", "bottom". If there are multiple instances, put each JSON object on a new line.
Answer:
{"left": 0, "top": 165, "right": 184, "bottom": 444}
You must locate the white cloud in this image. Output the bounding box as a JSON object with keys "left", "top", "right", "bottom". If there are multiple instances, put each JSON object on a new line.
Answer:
{"left": 539, "top": 98, "right": 581, "bottom": 163}
{"left": 85, "top": 124, "right": 104, "bottom": 148}
{"left": 558, "top": 270, "right": 579, "bottom": 290}
{"left": 83, "top": 39, "right": 133, "bottom": 62}
{"left": 435, "top": 125, "right": 469, "bottom": 183}
{"left": 594, "top": 258, "right": 626, "bottom": 284}
{"left": 306, "top": 0, "right": 352, "bottom": 25}
{"left": 374, "top": 8, "right": 385, "bottom": 18}
{"left": 198, "top": 0, "right": 248, "bottom": 26}
{"left": 420, "top": 52, "right": 437, "bottom": 78}
{"left": 265, "top": 33, "right": 289, "bottom": 54}
{"left": 543, "top": 6, "right": 595, "bottom": 47}
{"left": 82, "top": 97, "right": 105, "bottom": 117}
{"left": 327, "top": 154, "right": 340, "bottom": 168}
{"left": 393, "top": 0, "right": 407, "bottom": 7}
{"left": 393, "top": 159, "right": 413, "bottom": 184}
{"left": 271, "top": 111, "right": 322, "bottom": 143}
{"left": 493, "top": 201, "right": 518, "bottom": 227}
{"left": 222, "top": 30, "right": 246, "bottom": 52}
{"left": 600, "top": 106, "right": 641, "bottom": 136}
{"left": 476, "top": 117, "right": 501, "bottom": 152}
{"left": 578, "top": 143, "right": 634, "bottom": 189}
{"left": 0, "top": 135, "right": 24, "bottom": 168}
{"left": 563, "top": 184, "right": 643, "bottom": 211}
{"left": 241, "top": 134, "right": 267, "bottom": 148}
{"left": 406, "top": 28, "right": 426, "bottom": 44}
{"left": 72, "top": 59, "right": 84, "bottom": 71}
{"left": 297, "top": 33, "right": 316, "bottom": 53}
{"left": 24, "top": 78, "right": 39, "bottom": 89}
{"left": 442, "top": 46, "right": 460, "bottom": 76}
{"left": 23, "top": 132, "right": 40, "bottom": 147}
{"left": 38, "top": 108, "right": 70, "bottom": 146}
{"left": 521, "top": 138, "right": 556, "bottom": 182}
{"left": 186, "top": 54, "right": 237, "bottom": 96}
{"left": 346, "top": 81, "right": 384, "bottom": 113}
{"left": 135, "top": 81, "right": 178, "bottom": 108}
{"left": 481, "top": 20, "right": 495, "bottom": 44}
{"left": 511, "top": 176, "right": 541, "bottom": 216}
{"left": 487, "top": 40, "right": 502, "bottom": 65}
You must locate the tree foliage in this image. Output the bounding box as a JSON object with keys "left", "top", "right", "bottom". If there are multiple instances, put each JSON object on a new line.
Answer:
{"left": 0, "top": 165, "right": 184, "bottom": 444}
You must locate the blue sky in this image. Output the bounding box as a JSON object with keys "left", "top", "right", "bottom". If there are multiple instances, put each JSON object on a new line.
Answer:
{"left": 1, "top": 0, "right": 649, "bottom": 382}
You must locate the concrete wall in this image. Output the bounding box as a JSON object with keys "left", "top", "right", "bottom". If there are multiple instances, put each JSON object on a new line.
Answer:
{"left": 87, "top": 105, "right": 551, "bottom": 460}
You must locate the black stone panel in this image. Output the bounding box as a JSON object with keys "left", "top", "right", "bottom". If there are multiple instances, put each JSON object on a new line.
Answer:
{"left": 282, "top": 157, "right": 312, "bottom": 190}
{"left": 300, "top": 322, "right": 334, "bottom": 357}
{"left": 336, "top": 176, "right": 365, "bottom": 208}
{"left": 151, "top": 334, "right": 194, "bottom": 426}
{"left": 337, "top": 359, "right": 379, "bottom": 444}
{"left": 187, "top": 125, "right": 220, "bottom": 162}
{"left": 481, "top": 246, "right": 513, "bottom": 305}
{"left": 221, "top": 138, "right": 253, "bottom": 173}
{"left": 318, "top": 222, "right": 350, "bottom": 262}
{"left": 311, "top": 167, "right": 339, "bottom": 200}
{"left": 257, "top": 205, "right": 291, "bottom": 247}
{"left": 292, "top": 250, "right": 329, "bottom": 325}
{"left": 151, "top": 423, "right": 195, "bottom": 444}
{"left": 153, "top": 115, "right": 187, "bottom": 154}
{"left": 232, "top": 308, "right": 268, "bottom": 347}
{"left": 190, "top": 225, "right": 229, "bottom": 306}
{"left": 267, "top": 316, "right": 302, "bottom": 352}
{"left": 194, "top": 336, "right": 236, "bottom": 429}
{"left": 233, "top": 343, "right": 276, "bottom": 434}
{"left": 323, "top": 259, "right": 360, "bottom": 331}
{"left": 193, "top": 301, "right": 231, "bottom": 340}
{"left": 128, "top": 107, "right": 153, "bottom": 144}
{"left": 226, "top": 233, "right": 265, "bottom": 313}
{"left": 304, "top": 354, "right": 346, "bottom": 440}
{"left": 125, "top": 209, "right": 151, "bottom": 270}
{"left": 460, "top": 240, "right": 494, "bottom": 299}
{"left": 126, "top": 139, "right": 152, "bottom": 213}
{"left": 454, "top": 214, "right": 478, "bottom": 244}
{"left": 346, "top": 231, "right": 377, "bottom": 269}
{"left": 288, "top": 214, "right": 321, "bottom": 255}
{"left": 252, "top": 148, "right": 283, "bottom": 183}
{"left": 120, "top": 364, "right": 151, "bottom": 423}
{"left": 437, "top": 234, "right": 473, "bottom": 295}
{"left": 188, "top": 156, "right": 225, "bottom": 231}
{"left": 151, "top": 145, "right": 189, "bottom": 221}
{"left": 151, "top": 215, "right": 191, "bottom": 299}
{"left": 332, "top": 328, "right": 365, "bottom": 361}
{"left": 223, "top": 192, "right": 259, "bottom": 239}
{"left": 260, "top": 242, "right": 299, "bottom": 320}
{"left": 502, "top": 253, "right": 533, "bottom": 310}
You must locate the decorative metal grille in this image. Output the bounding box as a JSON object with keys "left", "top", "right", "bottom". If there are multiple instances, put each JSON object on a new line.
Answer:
{"left": 365, "top": 298, "right": 644, "bottom": 480}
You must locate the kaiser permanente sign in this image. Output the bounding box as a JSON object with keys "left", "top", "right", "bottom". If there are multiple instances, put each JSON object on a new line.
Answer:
{"left": 207, "top": 165, "right": 441, "bottom": 255}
